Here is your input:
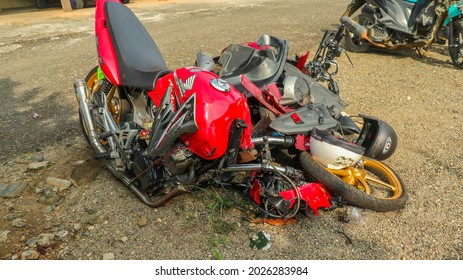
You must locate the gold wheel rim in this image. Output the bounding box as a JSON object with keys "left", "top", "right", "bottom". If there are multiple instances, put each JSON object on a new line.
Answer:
{"left": 326, "top": 158, "right": 403, "bottom": 200}
{"left": 85, "top": 71, "right": 122, "bottom": 124}
{"left": 82, "top": 70, "right": 123, "bottom": 145}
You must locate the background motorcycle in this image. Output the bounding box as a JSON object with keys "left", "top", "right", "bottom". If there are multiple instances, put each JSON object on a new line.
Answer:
{"left": 340, "top": 0, "right": 463, "bottom": 68}
{"left": 74, "top": 0, "right": 334, "bottom": 219}
{"left": 198, "top": 29, "right": 407, "bottom": 212}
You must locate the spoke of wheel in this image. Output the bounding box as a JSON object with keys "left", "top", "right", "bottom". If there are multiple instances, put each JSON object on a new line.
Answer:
{"left": 365, "top": 175, "right": 397, "bottom": 192}
{"left": 356, "top": 176, "right": 371, "bottom": 195}
{"left": 327, "top": 168, "right": 351, "bottom": 177}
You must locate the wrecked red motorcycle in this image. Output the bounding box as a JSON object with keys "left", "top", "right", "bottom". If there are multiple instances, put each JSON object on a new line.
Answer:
{"left": 74, "top": 0, "right": 406, "bottom": 221}
{"left": 74, "top": 0, "right": 334, "bottom": 219}
{"left": 197, "top": 26, "right": 407, "bottom": 212}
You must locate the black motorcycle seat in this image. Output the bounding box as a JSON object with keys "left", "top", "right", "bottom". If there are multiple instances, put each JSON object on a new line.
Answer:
{"left": 105, "top": 1, "right": 170, "bottom": 90}
{"left": 218, "top": 34, "right": 288, "bottom": 93}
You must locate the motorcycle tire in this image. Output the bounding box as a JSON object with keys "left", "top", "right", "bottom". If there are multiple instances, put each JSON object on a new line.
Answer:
{"left": 35, "top": 0, "right": 48, "bottom": 9}
{"left": 449, "top": 20, "right": 463, "bottom": 68}
{"left": 71, "top": 0, "right": 84, "bottom": 9}
{"left": 344, "top": 13, "right": 374, "bottom": 53}
{"left": 299, "top": 151, "right": 407, "bottom": 212}
{"left": 78, "top": 66, "right": 130, "bottom": 146}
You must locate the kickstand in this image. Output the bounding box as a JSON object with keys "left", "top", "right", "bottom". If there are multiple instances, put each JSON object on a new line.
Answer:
{"left": 416, "top": 47, "right": 426, "bottom": 58}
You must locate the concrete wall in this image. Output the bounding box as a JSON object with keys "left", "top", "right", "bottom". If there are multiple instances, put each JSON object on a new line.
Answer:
{"left": 0, "top": 0, "right": 37, "bottom": 9}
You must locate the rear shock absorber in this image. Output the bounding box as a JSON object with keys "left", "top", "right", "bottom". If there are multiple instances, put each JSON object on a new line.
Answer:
{"left": 93, "top": 79, "right": 113, "bottom": 107}
{"left": 100, "top": 79, "right": 113, "bottom": 95}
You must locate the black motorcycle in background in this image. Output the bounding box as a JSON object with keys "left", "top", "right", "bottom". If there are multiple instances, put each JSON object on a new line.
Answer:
{"left": 340, "top": 0, "right": 463, "bottom": 68}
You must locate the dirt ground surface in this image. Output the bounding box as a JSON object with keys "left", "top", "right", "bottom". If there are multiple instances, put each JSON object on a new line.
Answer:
{"left": 0, "top": 0, "right": 462, "bottom": 260}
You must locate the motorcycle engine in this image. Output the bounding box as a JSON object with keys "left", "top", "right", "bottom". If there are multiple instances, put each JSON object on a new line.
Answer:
{"left": 164, "top": 145, "right": 193, "bottom": 175}
{"left": 416, "top": 4, "right": 436, "bottom": 34}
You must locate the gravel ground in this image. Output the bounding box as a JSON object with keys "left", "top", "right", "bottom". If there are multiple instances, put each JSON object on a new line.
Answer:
{"left": 0, "top": 0, "right": 462, "bottom": 260}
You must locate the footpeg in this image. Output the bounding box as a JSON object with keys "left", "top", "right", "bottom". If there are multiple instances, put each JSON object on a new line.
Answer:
{"left": 94, "top": 151, "right": 111, "bottom": 160}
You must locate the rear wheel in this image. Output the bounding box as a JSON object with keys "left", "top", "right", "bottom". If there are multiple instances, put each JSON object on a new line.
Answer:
{"left": 79, "top": 66, "right": 129, "bottom": 146}
{"left": 299, "top": 151, "right": 407, "bottom": 212}
{"left": 344, "top": 13, "right": 374, "bottom": 53}
{"left": 449, "top": 20, "right": 463, "bottom": 68}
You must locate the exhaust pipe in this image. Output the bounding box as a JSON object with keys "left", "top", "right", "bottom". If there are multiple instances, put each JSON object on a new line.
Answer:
{"left": 105, "top": 160, "right": 188, "bottom": 208}
{"left": 74, "top": 79, "right": 106, "bottom": 155}
{"left": 340, "top": 16, "right": 368, "bottom": 39}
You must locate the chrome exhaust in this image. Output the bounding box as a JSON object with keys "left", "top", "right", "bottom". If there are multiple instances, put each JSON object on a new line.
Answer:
{"left": 74, "top": 79, "right": 106, "bottom": 154}
{"left": 105, "top": 160, "right": 187, "bottom": 208}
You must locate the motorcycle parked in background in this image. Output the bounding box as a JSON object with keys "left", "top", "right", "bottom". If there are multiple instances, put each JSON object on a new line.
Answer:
{"left": 340, "top": 0, "right": 463, "bottom": 68}
{"left": 197, "top": 26, "right": 407, "bottom": 212}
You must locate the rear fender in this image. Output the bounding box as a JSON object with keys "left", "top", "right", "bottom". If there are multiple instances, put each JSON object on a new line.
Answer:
{"left": 95, "top": 0, "right": 122, "bottom": 85}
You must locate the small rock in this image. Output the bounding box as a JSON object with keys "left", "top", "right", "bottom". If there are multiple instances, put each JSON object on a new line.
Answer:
{"left": 28, "top": 161, "right": 50, "bottom": 170}
{"left": 137, "top": 218, "right": 148, "bottom": 227}
{"left": 38, "top": 188, "right": 62, "bottom": 206}
{"left": 0, "top": 230, "right": 10, "bottom": 243}
{"left": 406, "top": 96, "right": 411, "bottom": 100}
{"left": 21, "top": 249, "right": 40, "bottom": 260}
{"left": 11, "top": 218, "right": 26, "bottom": 228}
{"left": 120, "top": 236, "right": 128, "bottom": 243}
{"left": 83, "top": 214, "right": 101, "bottom": 225}
{"left": 36, "top": 233, "right": 55, "bottom": 247}
{"left": 55, "top": 230, "right": 69, "bottom": 239}
{"left": 36, "top": 155, "right": 45, "bottom": 162}
{"left": 74, "top": 160, "right": 85, "bottom": 165}
{"left": 3, "top": 212, "right": 23, "bottom": 222}
{"left": 87, "top": 226, "right": 95, "bottom": 231}
{"left": 84, "top": 207, "right": 98, "bottom": 215}
{"left": 43, "top": 205, "right": 56, "bottom": 213}
{"left": 73, "top": 223, "right": 82, "bottom": 231}
{"left": 102, "top": 253, "right": 115, "bottom": 260}
{"left": 156, "top": 218, "right": 162, "bottom": 223}
{"left": 25, "top": 238, "right": 37, "bottom": 247}
{"left": 46, "top": 177, "right": 72, "bottom": 191}
{"left": 0, "top": 182, "right": 28, "bottom": 198}
{"left": 11, "top": 254, "right": 19, "bottom": 260}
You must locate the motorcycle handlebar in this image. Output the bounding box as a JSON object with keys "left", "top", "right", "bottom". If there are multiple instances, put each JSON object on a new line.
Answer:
{"left": 334, "top": 24, "right": 346, "bottom": 43}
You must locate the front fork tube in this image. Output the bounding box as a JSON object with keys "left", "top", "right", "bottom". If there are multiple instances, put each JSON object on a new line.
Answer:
{"left": 448, "top": 19, "right": 456, "bottom": 49}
